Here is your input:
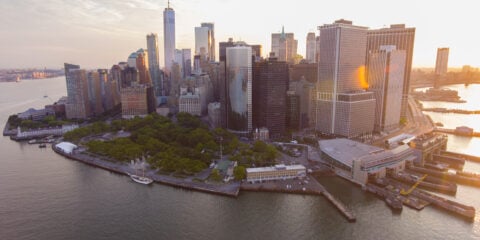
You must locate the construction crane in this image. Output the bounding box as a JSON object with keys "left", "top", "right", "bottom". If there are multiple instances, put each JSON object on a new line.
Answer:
{"left": 400, "top": 174, "right": 428, "bottom": 195}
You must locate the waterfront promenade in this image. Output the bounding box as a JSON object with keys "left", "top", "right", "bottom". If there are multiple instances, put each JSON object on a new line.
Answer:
{"left": 53, "top": 145, "right": 241, "bottom": 197}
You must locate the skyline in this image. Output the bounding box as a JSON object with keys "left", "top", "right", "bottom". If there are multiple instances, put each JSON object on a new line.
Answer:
{"left": 1, "top": 0, "right": 479, "bottom": 69}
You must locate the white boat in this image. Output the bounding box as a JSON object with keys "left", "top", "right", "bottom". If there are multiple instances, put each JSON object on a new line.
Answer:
{"left": 129, "top": 174, "right": 153, "bottom": 185}
{"left": 128, "top": 160, "right": 153, "bottom": 185}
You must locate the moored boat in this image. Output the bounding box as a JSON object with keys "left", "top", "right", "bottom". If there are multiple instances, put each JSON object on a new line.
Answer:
{"left": 128, "top": 173, "right": 153, "bottom": 185}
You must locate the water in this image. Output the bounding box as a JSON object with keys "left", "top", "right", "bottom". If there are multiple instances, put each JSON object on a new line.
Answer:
{"left": 1, "top": 78, "right": 480, "bottom": 239}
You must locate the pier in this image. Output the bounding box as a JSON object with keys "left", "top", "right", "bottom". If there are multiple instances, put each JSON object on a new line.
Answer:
{"left": 380, "top": 177, "right": 475, "bottom": 220}
{"left": 442, "top": 151, "right": 480, "bottom": 163}
{"left": 408, "top": 165, "right": 480, "bottom": 188}
{"left": 422, "top": 108, "right": 480, "bottom": 115}
{"left": 241, "top": 176, "right": 356, "bottom": 222}
{"left": 322, "top": 190, "right": 356, "bottom": 222}
{"left": 433, "top": 128, "right": 480, "bottom": 137}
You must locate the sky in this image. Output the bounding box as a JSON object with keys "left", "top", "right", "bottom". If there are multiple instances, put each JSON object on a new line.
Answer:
{"left": 0, "top": 0, "right": 479, "bottom": 69}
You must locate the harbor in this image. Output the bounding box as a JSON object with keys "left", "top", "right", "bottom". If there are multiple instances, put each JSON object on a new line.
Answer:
{"left": 365, "top": 176, "right": 475, "bottom": 220}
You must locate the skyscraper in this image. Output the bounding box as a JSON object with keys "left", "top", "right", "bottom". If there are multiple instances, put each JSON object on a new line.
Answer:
{"left": 87, "top": 71, "right": 104, "bottom": 116}
{"left": 182, "top": 49, "right": 192, "bottom": 78}
{"left": 435, "top": 47, "right": 449, "bottom": 75}
{"left": 136, "top": 49, "right": 151, "bottom": 85}
{"left": 64, "top": 63, "right": 91, "bottom": 119}
{"left": 316, "top": 19, "right": 375, "bottom": 139}
{"left": 366, "top": 24, "right": 415, "bottom": 118}
{"left": 271, "top": 27, "right": 298, "bottom": 64}
{"left": 163, "top": 2, "right": 175, "bottom": 74}
{"left": 195, "top": 26, "right": 209, "bottom": 59}
{"left": 367, "top": 45, "right": 406, "bottom": 132}
{"left": 219, "top": 38, "right": 235, "bottom": 62}
{"left": 306, "top": 32, "right": 316, "bottom": 63}
{"left": 226, "top": 46, "right": 252, "bottom": 135}
{"left": 252, "top": 58, "right": 289, "bottom": 139}
{"left": 146, "top": 33, "right": 162, "bottom": 95}
{"left": 146, "top": 33, "right": 160, "bottom": 69}
{"left": 201, "top": 22, "right": 215, "bottom": 61}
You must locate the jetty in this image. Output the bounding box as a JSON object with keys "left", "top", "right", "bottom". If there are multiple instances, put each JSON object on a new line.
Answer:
{"left": 408, "top": 165, "right": 480, "bottom": 188}
{"left": 442, "top": 151, "right": 480, "bottom": 163}
{"left": 381, "top": 177, "right": 475, "bottom": 220}
{"left": 241, "top": 177, "right": 356, "bottom": 222}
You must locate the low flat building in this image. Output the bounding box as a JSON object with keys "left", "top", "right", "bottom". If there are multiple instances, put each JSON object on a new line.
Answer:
{"left": 319, "top": 138, "right": 415, "bottom": 185}
{"left": 246, "top": 164, "right": 306, "bottom": 183}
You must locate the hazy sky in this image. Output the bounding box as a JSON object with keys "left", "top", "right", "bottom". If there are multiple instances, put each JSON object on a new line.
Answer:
{"left": 1, "top": 0, "right": 479, "bottom": 69}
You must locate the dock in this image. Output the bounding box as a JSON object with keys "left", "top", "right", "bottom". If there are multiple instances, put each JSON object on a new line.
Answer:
{"left": 408, "top": 165, "right": 480, "bottom": 187}
{"left": 442, "top": 151, "right": 480, "bottom": 163}
{"left": 322, "top": 190, "right": 356, "bottom": 222}
{"left": 390, "top": 172, "right": 457, "bottom": 195}
{"left": 382, "top": 177, "right": 475, "bottom": 220}
{"left": 433, "top": 128, "right": 480, "bottom": 137}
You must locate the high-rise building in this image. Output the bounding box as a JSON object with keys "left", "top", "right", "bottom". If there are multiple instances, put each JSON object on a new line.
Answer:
{"left": 201, "top": 22, "right": 215, "bottom": 61}
{"left": 87, "top": 71, "right": 104, "bottom": 116}
{"left": 252, "top": 58, "right": 288, "bottom": 139}
{"left": 367, "top": 45, "right": 406, "bottom": 132}
{"left": 127, "top": 52, "right": 137, "bottom": 69}
{"left": 317, "top": 19, "right": 375, "bottom": 139}
{"left": 306, "top": 32, "right": 316, "bottom": 63}
{"left": 146, "top": 33, "right": 162, "bottom": 95}
{"left": 225, "top": 46, "right": 252, "bottom": 135}
{"left": 136, "top": 49, "right": 151, "bottom": 85}
{"left": 219, "top": 38, "right": 235, "bottom": 62}
{"left": 316, "top": 36, "right": 321, "bottom": 63}
{"left": 271, "top": 27, "right": 298, "bottom": 64}
{"left": 289, "top": 63, "right": 317, "bottom": 83}
{"left": 366, "top": 24, "right": 415, "bottom": 118}
{"left": 286, "top": 90, "right": 300, "bottom": 130}
{"left": 121, "top": 67, "right": 138, "bottom": 88}
{"left": 179, "top": 93, "right": 201, "bottom": 116}
{"left": 163, "top": 2, "right": 175, "bottom": 73}
{"left": 435, "top": 47, "right": 449, "bottom": 75}
{"left": 174, "top": 49, "right": 184, "bottom": 77}
{"left": 146, "top": 33, "right": 160, "bottom": 70}
{"left": 195, "top": 26, "right": 211, "bottom": 60}
{"left": 120, "top": 84, "right": 155, "bottom": 119}
{"left": 64, "top": 63, "right": 91, "bottom": 119}
{"left": 289, "top": 79, "right": 315, "bottom": 129}
{"left": 182, "top": 49, "right": 192, "bottom": 78}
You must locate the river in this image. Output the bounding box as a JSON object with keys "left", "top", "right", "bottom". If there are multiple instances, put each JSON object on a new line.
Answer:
{"left": 1, "top": 78, "right": 480, "bottom": 239}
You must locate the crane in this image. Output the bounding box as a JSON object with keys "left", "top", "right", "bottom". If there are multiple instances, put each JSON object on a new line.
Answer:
{"left": 400, "top": 174, "right": 427, "bottom": 195}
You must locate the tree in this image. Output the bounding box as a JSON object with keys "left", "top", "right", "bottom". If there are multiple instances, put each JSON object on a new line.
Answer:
{"left": 233, "top": 166, "right": 246, "bottom": 180}
{"left": 210, "top": 169, "right": 222, "bottom": 182}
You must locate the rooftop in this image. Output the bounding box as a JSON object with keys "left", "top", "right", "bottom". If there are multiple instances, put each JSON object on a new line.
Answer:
{"left": 319, "top": 139, "right": 383, "bottom": 167}
{"left": 246, "top": 164, "right": 306, "bottom": 173}
{"left": 56, "top": 142, "right": 77, "bottom": 154}
{"left": 320, "top": 139, "right": 416, "bottom": 169}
